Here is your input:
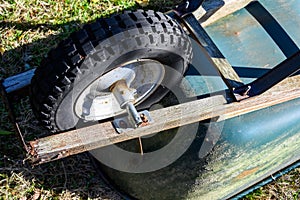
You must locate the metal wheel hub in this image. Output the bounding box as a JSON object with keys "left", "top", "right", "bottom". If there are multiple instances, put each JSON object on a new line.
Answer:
{"left": 74, "top": 59, "right": 165, "bottom": 121}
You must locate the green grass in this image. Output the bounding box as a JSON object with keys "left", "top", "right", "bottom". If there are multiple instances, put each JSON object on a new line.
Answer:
{"left": 1, "top": 0, "right": 300, "bottom": 199}
{"left": 0, "top": 0, "right": 137, "bottom": 78}
{"left": 0, "top": 0, "right": 136, "bottom": 199}
{"left": 0, "top": 0, "right": 182, "bottom": 199}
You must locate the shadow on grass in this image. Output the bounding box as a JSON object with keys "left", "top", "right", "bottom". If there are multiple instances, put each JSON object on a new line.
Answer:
{"left": 0, "top": 4, "right": 125, "bottom": 200}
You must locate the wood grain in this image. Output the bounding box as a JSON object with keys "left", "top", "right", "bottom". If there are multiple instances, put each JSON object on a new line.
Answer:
{"left": 31, "top": 74, "right": 300, "bottom": 164}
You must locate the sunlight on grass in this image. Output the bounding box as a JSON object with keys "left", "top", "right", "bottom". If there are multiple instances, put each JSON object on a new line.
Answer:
{"left": 0, "top": 0, "right": 136, "bottom": 64}
{"left": 0, "top": 1, "right": 136, "bottom": 199}
{"left": 1, "top": 0, "right": 136, "bottom": 24}
{"left": 1, "top": 0, "right": 300, "bottom": 199}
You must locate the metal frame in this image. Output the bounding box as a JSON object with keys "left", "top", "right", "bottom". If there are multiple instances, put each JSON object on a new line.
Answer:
{"left": 173, "top": 0, "right": 300, "bottom": 101}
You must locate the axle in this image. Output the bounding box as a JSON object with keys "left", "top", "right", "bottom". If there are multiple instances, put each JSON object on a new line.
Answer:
{"left": 110, "top": 79, "right": 143, "bottom": 127}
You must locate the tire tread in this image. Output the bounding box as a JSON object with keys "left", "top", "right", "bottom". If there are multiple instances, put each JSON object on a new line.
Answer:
{"left": 30, "top": 10, "right": 193, "bottom": 132}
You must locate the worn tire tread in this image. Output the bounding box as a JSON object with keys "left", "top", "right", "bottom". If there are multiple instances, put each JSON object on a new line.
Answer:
{"left": 30, "top": 10, "right": 192, "bottom": 133}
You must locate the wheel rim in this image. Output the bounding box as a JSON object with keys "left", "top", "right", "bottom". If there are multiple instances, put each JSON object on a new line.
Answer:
{"left": 74, "top": 59, "right": 165, "bottom": 121}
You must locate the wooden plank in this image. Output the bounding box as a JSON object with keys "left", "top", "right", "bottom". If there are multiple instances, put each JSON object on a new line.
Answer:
{"left": 29, "top": 94, "right": 226, "bottom": 164}
{"left": 30, "top": 74, "right": 300, "bottom": 164}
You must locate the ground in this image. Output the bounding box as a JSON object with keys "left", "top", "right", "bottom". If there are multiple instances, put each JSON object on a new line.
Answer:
{"left": 1, "top": 0, "right": 300, "bottom": 199}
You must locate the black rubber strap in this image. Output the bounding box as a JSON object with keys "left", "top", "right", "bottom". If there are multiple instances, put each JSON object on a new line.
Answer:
{"left": 246, "top": 1, "right": 299, "bottom": 58}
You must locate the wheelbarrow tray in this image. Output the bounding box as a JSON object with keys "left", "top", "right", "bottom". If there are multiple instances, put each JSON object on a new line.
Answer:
{"left": 93, "top": 0, "right": 300, "bottom": 197}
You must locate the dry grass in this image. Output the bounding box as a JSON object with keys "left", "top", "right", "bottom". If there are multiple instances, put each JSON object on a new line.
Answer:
{"left": 1, "top": 0, "right": 300, "bottom": 199}
{"left": 0, "top": 0, "right": 136, "bottom": 199}
{"left": 0, "top": 153, "right": 122, "bottom": 199}
{"left": 0, "top": 0, "right": 182, "bottom": 199}
{"left": 243, "top": 168, "right": 300, "bottom": 200}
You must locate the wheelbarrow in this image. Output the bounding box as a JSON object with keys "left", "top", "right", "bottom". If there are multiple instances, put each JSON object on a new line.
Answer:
{"left": 1, "top": 0, "right": 300, "bottom": 199}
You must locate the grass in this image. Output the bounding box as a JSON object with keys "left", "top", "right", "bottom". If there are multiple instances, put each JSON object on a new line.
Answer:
{"left": 244, "top": 168, "right": 300, "bottom": 199}
{"left": 0, "top": 0, "right": 181, "bottom": 199}
{"left": 1, "top": 0, "right": 300, "bottom": 199}
{"left": 0, "top": 0, "right": 137, "bottom": 199}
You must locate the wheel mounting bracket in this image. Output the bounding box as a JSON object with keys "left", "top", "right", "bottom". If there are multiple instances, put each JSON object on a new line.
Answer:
{"left": 112, "top": 110, "right": 153, "bottom": 134}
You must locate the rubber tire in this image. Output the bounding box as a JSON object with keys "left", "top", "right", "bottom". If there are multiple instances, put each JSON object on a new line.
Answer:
{"left": 30, "top": 10, "right": 193, "bottom": 133}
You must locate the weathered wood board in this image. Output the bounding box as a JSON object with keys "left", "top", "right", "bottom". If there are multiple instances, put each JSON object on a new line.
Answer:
{"left": 30, "top": 73, "right": 300, "bottom": 164}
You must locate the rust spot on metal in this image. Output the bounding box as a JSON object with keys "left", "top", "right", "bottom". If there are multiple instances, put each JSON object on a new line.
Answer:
{"left": 236, "top": 167, "right": 260, "bottom": 179}
{"left": 140, "top": 113, "right": 148, "bottom": 123}
{"left": 139, "top": 113, "right": 149, "bottom": 127}
{"left": 29, "top": 140, "right": 39, "bottom": 156}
